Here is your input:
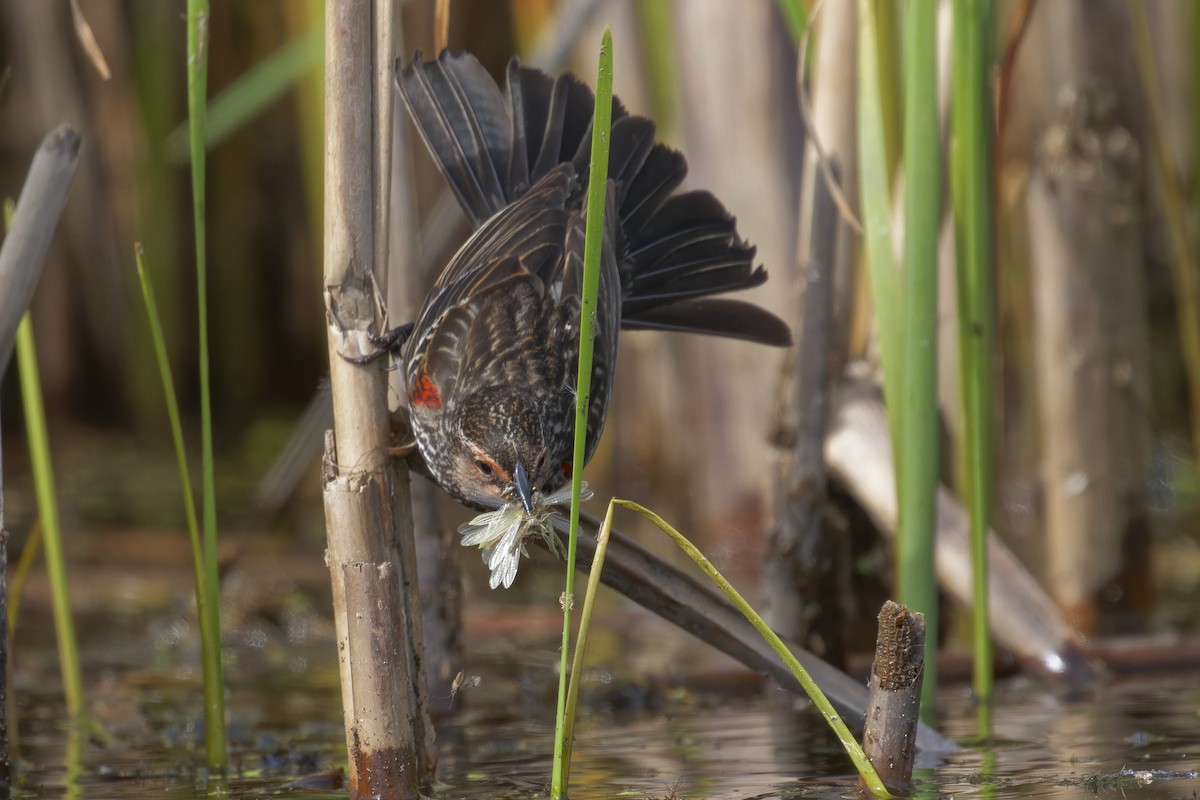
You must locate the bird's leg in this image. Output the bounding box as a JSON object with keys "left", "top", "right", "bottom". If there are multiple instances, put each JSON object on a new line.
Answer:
{"left": 388, "top": 406, "right": 425, "bottom": 465}
{"left": 341, "top": 321, "right": 414, "bottom": 364}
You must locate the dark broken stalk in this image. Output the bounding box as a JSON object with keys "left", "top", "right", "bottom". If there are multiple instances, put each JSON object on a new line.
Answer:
{"left": 766, "top": 161, "right": 843, "bottom": 654}
{"left": 859, "top": 601, "right": 925, "bottom": 797}
{"left": 321, "top": 0, "right": 433, "bottom": 795}
{"left": 0, "top": 127, "right": 80, "bottom": 375}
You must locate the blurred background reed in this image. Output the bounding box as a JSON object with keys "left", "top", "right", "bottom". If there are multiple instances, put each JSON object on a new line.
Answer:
{"left": 0, "top": 0, "right": 1197, "bottom": 658}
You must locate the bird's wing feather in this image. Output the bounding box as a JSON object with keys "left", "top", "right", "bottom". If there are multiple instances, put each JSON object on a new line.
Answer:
{"left": 409, "top": 166, "right": 574, "bottom": 345}
{"left": 398, "top": 51, "right": 513, "bottom": 225}
{"left": 406, "top": 167, "right": 578, "bottom": 396}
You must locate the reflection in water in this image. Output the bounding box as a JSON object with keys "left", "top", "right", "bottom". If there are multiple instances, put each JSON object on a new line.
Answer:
{"left": 7, "top": 593, "right": 1200, "bottom": 798}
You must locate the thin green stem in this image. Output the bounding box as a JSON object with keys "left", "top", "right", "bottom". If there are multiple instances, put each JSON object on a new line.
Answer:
{"left": 134, "top": 243, "right": 213, "bottom": 686}
{"left": 898, "top": 0, "right": 940, "bottom": 723}
{"left": 6, "top": 199, "right": 83, "bottom": 723}
{"left": 186, "top": 0, "right": 227, "bottom": 771}
{"left": 15, "top": 316, "right": 84, "bottom": 719}
{"left": 559, "top": 500, "right": 616, "bottom": 785}
{"left": 613, "top": 500, "right": 893, "bottom": 799}
{"left": 551, "top": 27, "right": 613, "bottom": 800}
{"left": 951, "top": 0, "right": 995, "bottom": 734}
{"left": 7, "top": 521, "right": 42, "bottom": 637}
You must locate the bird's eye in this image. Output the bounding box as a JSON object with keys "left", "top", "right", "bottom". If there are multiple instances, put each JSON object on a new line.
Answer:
{"left": 474, "top": 459, "right": 494, "bottom": 476}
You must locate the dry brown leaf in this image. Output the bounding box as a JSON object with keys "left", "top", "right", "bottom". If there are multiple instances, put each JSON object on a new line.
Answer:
{"left": 70, "top": 0, "right": 112, "bottom": 81}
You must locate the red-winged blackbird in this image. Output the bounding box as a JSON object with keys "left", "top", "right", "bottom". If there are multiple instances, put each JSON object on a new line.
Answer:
{"left": 387, "top": 51, "right": 790, "bottom": 581}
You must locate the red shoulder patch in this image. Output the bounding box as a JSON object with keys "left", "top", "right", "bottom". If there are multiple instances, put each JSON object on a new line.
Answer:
{"left": 560, "top": 461, "right": 573, "bottom": 480}
{"left": 411, "top": 374, "right": 443, "bottom": 409}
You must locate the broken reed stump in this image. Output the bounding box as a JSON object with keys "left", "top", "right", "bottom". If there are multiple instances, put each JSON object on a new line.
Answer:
{"left": 323, "top": 434, "right": 435, "bottom": 795}
{"left": 859, "top": 601, "right": 925, "bottom": 796}
{"left": 0, "top": 125, "right": 81, "bottom": 373}
{"left": 322, "top": 0, "right": 432, "bottom": 795}
{"left": 1028, "top": 86, "right": 1152, "bottom": 636}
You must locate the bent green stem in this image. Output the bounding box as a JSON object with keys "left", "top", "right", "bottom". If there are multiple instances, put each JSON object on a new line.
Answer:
{"left": 613, "top": 499, "right": 893, "bottom": 798}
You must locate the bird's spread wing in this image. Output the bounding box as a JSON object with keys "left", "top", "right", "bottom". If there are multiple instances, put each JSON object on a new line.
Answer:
{"left": 407, "top": 166, "right": 574, "bottom": 356}
{"left": 405, "top": 166, "right": 622, "bottom": 463}
{"left": 405, "top": 168, "right": 575, "bottom": 399}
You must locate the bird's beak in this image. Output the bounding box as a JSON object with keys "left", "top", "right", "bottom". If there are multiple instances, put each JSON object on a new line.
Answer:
{"left": 513, "top": 461, "right": 535, "bottom": 515}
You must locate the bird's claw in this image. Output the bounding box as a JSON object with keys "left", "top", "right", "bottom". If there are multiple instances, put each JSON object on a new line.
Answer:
{"left": 341, "top": 321, "right": 415, "bottom": 364}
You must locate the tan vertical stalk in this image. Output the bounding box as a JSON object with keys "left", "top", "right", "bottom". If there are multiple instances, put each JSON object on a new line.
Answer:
{"left": 322, "top": 1, "right": 433, "bottom": 795}
{"left": 1027, "top": 92, "right": 1152, "bottom": 635}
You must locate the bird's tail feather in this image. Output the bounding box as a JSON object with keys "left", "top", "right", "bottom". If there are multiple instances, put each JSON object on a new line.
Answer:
{"left": 398, "top": 50, "right": 791, "bottom": 347}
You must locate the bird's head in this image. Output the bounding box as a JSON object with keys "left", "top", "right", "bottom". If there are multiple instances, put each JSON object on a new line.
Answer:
{"left": 451, "top": 386, "right": 553, "bottom": 513}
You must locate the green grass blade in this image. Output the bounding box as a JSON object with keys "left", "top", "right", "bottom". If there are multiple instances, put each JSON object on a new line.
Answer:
{"left": 551, "top": 27, "right": 613, "bottom": 800}
{"left": 15, "top": 315, "right": 84, "bottom": 719}
{"left": 7, "top": 520, "right": 42, "bottom": 637}
{"left": 135, "top": 244, "right": 202, "bottom": 567}
{"left": 897, "top": 0, "right": 940, "bottom": 721}
{"left": 559, "top": 500, "right": 617, "bottom": 786}
{"left": 186, "top": 0, "right": 227, "bottom": 772}
{"left": 166, "top": 26, "right": 323, "bottom": 160}
{"left": 951, "top": 0, "right": 995, "bottom": 733}
{"left": 134, "top": 243, "right": 215, "bottom": 678}
{"left": 5, "top": 198, "right": 84, "bottom": 722}
{"left": 613, "top": 500, "right": 893, "bottom": 798}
